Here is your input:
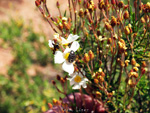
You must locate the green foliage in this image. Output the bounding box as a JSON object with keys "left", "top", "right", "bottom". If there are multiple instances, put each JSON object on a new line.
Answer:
{"left": 0, "top": 19, "right": 62, "bottom": 113}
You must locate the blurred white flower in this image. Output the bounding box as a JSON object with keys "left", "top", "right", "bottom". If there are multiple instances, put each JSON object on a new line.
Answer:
{"left": 48, "top": 40, "right": 54, "bottom": 49}
{"left": 54, "top": 41, "right": 80, "bottom": 74}
{"left": 48, "top": 34, "right": 79, "bottom": 49}
{"left": 68, "top": 70, "right": 88, "bottom": 89}
{"left": 61, "top": 34, "right": 79, "bottom": 45}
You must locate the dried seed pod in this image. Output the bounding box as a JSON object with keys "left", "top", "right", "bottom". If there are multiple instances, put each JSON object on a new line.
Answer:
{"left": 111, "top": 0, "right": 116, "bottom": 5}
{"left": 142, "top": 61, "right": 147, "bottom": 67}
{"left": 84, "top": 53, "right": 90, "bottom": 63}
{"left": 107, "top": 38, "right": 112, "bottom": 44}
{"left": 123, "top": 11, "right": 129, "bottom": 19}
{"left": 118, "top": 1, "right": 124, "bottom": 8}
{"left": 99, "top": 76, "right": 104, "bottom": 82}
{"left": 133, "top": 67, "right": 139, "bottom": 72}
{"left": 105, "top": 22, "right": 112, "bottom": 31}
{"left": 56, "top": 75, "right": 61, "bottom": 80}
{"left": 51, "top": 80, "right": 56, "bottom": 85}
{"left": 94, "top": 79, "right": 99, "bottom": 84}
{"left": 131, "top": 58, "right": 136, "bottom": 66}
{"left": 96, "top": 91, "right": 102, "bottom": 97}
{"left": 141, "top": 17, "right": 146, "bottom": 23}
{"left": 125, "top": 60, "right": 130, "bottom": 67}
{"left": 56, "top": 1, "right": 60, "bottom": 8}
{"left": 111, "top": 16, "right": 117, "bottom": 27}
{"left": 35, "top": 0, "right": 41, "bottom": 7}
{"left": 88, "top": 50, "right": 95, "bottom": 60}
{"left": 48, "top": 103, "right": 53, "bottom": 109}
{"left": 79, "top": 8, "right": 84, "bottom": 18}
{"left": 124, "top": 26, "right": 130, "bottom": 35}
{"left": 98, "top": 0, "right": 105, "bottom": 10}
{"left": 101, "top": 72, "right": 105, "bottom": 77}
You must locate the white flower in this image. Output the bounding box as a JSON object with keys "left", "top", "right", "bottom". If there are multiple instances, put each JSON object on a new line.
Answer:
{"left": 48, "top": 40, "right": 54, "bottom": 49}
{"left": 49, "top": 34, "right": 79, "bottom": 48}
{"left": 68, "top": 70, "right": 88, "bottom": 89}
{"left": 54, "top": 41, "right": 80, "bottom": 74}
{"left": 61, "top": 34, "right": 79, "bottom": 45}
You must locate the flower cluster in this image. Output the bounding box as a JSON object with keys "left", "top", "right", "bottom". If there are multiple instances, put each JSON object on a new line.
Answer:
{"left": 36, "top": 0, "right": 150, "bottom": 112}
{"left": 49, "top": 33, "right": 88, "bottom": 89}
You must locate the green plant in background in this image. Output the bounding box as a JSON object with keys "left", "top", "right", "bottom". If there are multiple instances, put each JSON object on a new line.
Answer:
{"left": 35, "top": 0, "right": 150, "bottom": 113}
{"left": 0, "top": 19, "right": 63, "bottom": 113}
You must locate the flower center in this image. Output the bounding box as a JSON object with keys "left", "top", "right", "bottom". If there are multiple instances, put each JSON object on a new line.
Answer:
{"left": 74, "top": 75, "right": 82, "bottom": 83}
{"left": 64, "top": 53, "right": 70, "bottom": 60}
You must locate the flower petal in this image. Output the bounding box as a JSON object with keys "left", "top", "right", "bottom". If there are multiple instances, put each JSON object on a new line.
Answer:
{"left": 48, "top": 40, "right": 54, "bottom": 48}
{"left": 82, "top": 83, "right": 87, "bottom": 88}
{"left": 61, "top": 37, "right": 68, "bottom": 45}
{"left": 72, "top": 84, "right": 81, "bottom": 89}
{"left": 62, "top": 61, "right": 74, "bottom": 74}
{"left": 63, "top": 47, "right": 71, "bottom": 55}
{"left": 70, "top": 41, "right": 80, "bottom": 52}
{"left": 54, "top": 51, "right": 65, "bottom": 64}
{"left": 69, "top": 77, "right": 76, "bottom": 86}
{"left": 67, "top": 34, "right": 79, "bottom": 43}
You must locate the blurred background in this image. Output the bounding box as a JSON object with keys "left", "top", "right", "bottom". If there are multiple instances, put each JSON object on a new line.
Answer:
{"left": 0, "top": 0, "right": 69, "bottom": 113}
{"left": 0, "top": 0, "right": 149, "bottom": 113}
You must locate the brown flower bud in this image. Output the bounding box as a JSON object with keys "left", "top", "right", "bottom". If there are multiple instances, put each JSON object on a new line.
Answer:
{"left": 111, "top": 16, "right": 117, "bottom": 27}
{"left": 88, "top": 50, "right": 94, "bottom": 60}
{"left": 128, "top": 79, "right": 133, "bottom": 86}
{"left": 51, "top": 80, "right": 56, "bottom": 85}
{"left": 48, "top": 103, "right": 53, "bottom": 109}
{"left": 141, "top": 17, "right": 146, "bottom": 23}
{"left": 35, "top": 0, "right": 41, "bottom": 7}
{"left": 60, "top": 77, "right": 65, "bottom": 83}
{"left": 146, "top": 2, "right": 150, "bottom": 11}
{"left": 124, "top": 26, "right": 130, "bottom": 35}
{"left": 131, "top": 58, "right": 136, "bottom": 66}
{"left": 84, "top": 53, "right": 90, "bottom": 63}
{"left": 123, "top": 11, "right": 129, "bottom": 19}
{"left": 128, "top": 24, "right": 132, "bottom": 33}
{"left": 99, "top": 76, "right": 104, "bottom": 82}
{"left": 94, "top": 79, "right": 99, "bottom": 84}
{"left": 121, "top": 61, "right": 125, "bottom": 67}
{"left": 78, "top": 0, "right": 81, "bottom": 4}
{"left": 97, "top": 30, "right": 101, "bottom": 36}
{"left": 133, "top": 67, "right": 138, "bottom": 72}
{"left": 52, "top": 98, "right": 58, "bottom": 105}
{"left": 84, "top": 9, "right": 89, "bottom": 16}
{"left": 63, "top": 22, "right": 71, "bottom": 30}
{"left": 96, "top": 91, "right": 102, "bottom": 97}
{"left": 58, "top": 23, "right": 63, "bottom": 30}
{"left": 98, "top": 0, "right": 105, "bottom": 10}
{"left": 141, "top": 67, "right": 146, "bottom": 75}
{"left": 144, "top": 15, "right": 149, "bottom": 22}
{"left": 99, "top": 60, "right": 102, "bottom": 66}
{"left": 101, "top": 72, "right": 105, "bottom": 77}
{"left": 124, "top": 5, "right": 129, "bottom": 9}
{"left": 111, "top": 0, "right": 116, "bottom": 5}
{"left": 118, "top": 1, "right": 124, "bottom": 8}
{"left": 105, "top": 22, "right": 112, "bottom": 31}
{"left": 56, "top": 75, "right": 61, "bottom": 80}
{"left": 56, "top": 1, "right": 60, "bottom": 8}
{"left": 133, "top": 33, "right": 137, "bottom": 38}
{"left": 142, "top": 61, "right": 147, "bottom": 67}
{"left": 79, "top": 8, "right": 84, "bottom": 18}
{"left": 125, "top": 60, "right": 130, "bottom": 67}
{"left": 107, "top": 38, "right": 112, "bottom": 44}
{"left": 107, "top": 92, "right": 113, "bottom": 97}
